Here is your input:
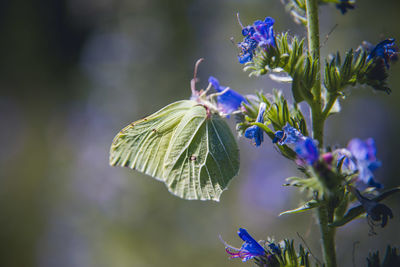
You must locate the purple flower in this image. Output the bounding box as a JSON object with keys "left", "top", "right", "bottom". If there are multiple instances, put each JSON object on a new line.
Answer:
{"left": 220, "top": 228, "right": 266, "bottom": 262}
{"left": 237, "top": 17, "right": 276, "bottom": 64}
{"left": 208, "top": 76, "right": 248, "bottom": 114}
{"left": 347, "top": 138, "right": 382, "bottom": 188}
{"left": 244, "top": 103, "right": 266, "bottom": 146}
{"left": 295, "top": 138, "right": 319, "bottom": 165}
{"left": 336, "top": 0, "right": 355, "bottom": 14}
{"left": 273, "top": 123, "right": 305, "bottom": 145}
{"left": 367, "top": 38, "right": 399, "bottom": 69}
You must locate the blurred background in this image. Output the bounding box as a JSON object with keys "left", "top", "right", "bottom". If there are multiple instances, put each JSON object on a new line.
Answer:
{"left": 0, "top": 0, "right": 399, "bottom": 266}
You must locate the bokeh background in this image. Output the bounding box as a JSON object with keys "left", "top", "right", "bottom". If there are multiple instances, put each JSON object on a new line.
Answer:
{"left": 0, "top": 0, "right": 399, "bottom": 266}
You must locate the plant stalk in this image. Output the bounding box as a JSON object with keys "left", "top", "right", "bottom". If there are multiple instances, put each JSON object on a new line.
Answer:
{"left": 306, "top": 0, "right": 323, "bottom": 147}
{"left": 306, "top": 0, "right": 337, "bottom": 266}
{"left": 317, "top": 205, "right": 337, "bottom": 267}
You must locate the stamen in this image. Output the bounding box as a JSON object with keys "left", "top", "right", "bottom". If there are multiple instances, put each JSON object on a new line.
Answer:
{"left": 236, "top": 13, "right": 244, "bottom": 29}
{"left": 199, "top": 83, "right": 212, "bottom": 98}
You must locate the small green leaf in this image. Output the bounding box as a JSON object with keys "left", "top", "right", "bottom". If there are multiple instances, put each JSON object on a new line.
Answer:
{"left": 279, "top": 199, "right": 320, "bottom": 216}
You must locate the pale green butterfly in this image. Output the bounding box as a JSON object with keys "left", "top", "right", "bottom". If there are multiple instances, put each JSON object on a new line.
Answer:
{"left": 109, "top": 59, "right": 240, "bottom": 201}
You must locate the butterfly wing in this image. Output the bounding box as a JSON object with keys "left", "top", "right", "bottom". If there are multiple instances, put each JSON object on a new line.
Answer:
{"left": 164, "top": 106, "right": 239, "bottom": 201}
{"left": 109, "top": 100, "right": 197, "bottom": 181}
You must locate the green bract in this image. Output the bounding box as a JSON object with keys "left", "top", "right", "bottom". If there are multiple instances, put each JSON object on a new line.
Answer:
{"left": 109, "top": 100, "right": 239, "bottom": 201}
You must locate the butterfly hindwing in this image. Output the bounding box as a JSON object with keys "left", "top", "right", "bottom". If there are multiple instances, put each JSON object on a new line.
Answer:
{"left": 164, "top": 106, "right": 239, "bottom": 201}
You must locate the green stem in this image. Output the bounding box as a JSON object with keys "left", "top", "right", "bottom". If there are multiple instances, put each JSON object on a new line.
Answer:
{"left": 306, "top": 0, "right": 323, "bottom": 147}
{"left": 322, "top": 93, "right": 339, "bottom": 118}
{"left": 306, "top": 0, "right": 337, "bottom": 266}
{"left": 317, "top": 205, "right": 337, "bottom": 267}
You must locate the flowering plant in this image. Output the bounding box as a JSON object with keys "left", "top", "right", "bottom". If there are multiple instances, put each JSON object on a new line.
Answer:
{"left": 109, "top": 0, "right": 399, "bottom": 266}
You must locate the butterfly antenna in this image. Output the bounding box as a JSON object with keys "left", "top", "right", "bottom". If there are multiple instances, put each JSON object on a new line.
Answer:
{"left": 191, "top": 58, "right": 204, "bottom": 95}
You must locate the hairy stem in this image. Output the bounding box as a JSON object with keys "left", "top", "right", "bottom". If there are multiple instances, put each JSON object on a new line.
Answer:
{"left": 322, "top": 92, "right": 339, "bottom": 118}
{"left": 306, "top": 0, "right": 337, "bottom": 266}
{"left": 317, "top": 205, "right": 337, "bottom": 267}
{"left": 306, "top": 0, "right": 323, "bottom": 147}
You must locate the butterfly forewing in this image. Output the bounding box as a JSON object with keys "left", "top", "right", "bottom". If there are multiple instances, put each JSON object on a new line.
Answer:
{"left": 109, "top": 100, "right": 197, "bottom": 180}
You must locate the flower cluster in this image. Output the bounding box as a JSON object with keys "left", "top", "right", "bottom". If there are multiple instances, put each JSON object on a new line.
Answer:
{"left": 237, "top": 17, "right": 276, "bottom": 64}
{"left": 271, "top": 123, "right": 383, "bottom": 188}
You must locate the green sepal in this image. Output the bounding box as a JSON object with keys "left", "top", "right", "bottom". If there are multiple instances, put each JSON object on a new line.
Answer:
{"left": 266, "top": 90, "right": 308, "bottom": 135}
{"left": 323, "top": 49, "right": 374, "bottom": 93}
{"left": 286, "top": 176, "right": 324, "bottom": 194}
{"left": 278, "top": 240, "right": 313, "bottom": 267}
{"left": 244, "top": 33, "right": 322, "bottom": 104}
{"left": 292, "top": 56, "right": 318, "bottom": 103}
{"left": 329, "top": 187, "right": 400, "bottom": 227}
{"left": 255, "top": 238, "right": 314, "bottom": 267}
{"left": 236, "top": 90, "right": 306, "bottom": 160}
{"left": 279, "top": 199, "right": 320, "bottom": 216}
{"left": 244, "top": 33, "right": 305, "bottom": 78}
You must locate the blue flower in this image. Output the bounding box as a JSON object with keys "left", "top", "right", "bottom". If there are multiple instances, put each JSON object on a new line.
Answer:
{"left": 273, "top": 123, "right": 305, "bottom": 145}
{"left": 367, "top": 38, "right": 399, "bottom": 69}
{"left": 268, "top": 243, "right": 281, "bottom": 255}
{"left": 362, "top": 39, "right": 398, "bottom": 94}
{"left": 244, "top": 103, "right": 267, "bottom": 146}
{"left": 220, "top": 228, "right": 266, "bottom": 262}
{"left": 295, "top": 137, "right": 319, "bottom": 165}
{"left": 237, "top": 17, "right": 276, "bottom": 64}
{"left": 336, "top": 0, "right": 355, "bottom": 15}
{"left": 252, "top": 17, "right": 276, "bottom": 48}
{"left": 208, "top": 76, "right": 248, "bottom": 114}
{"left": 347, "top": 138, "right": 382, "bottom": 188}
{"left": 238, "top": 27, "right": 258, "bottom": 64}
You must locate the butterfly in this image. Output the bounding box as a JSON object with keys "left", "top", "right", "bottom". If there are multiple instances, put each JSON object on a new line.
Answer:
{"left": 109, "top": 59, "right": 241, "bottom": 201}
